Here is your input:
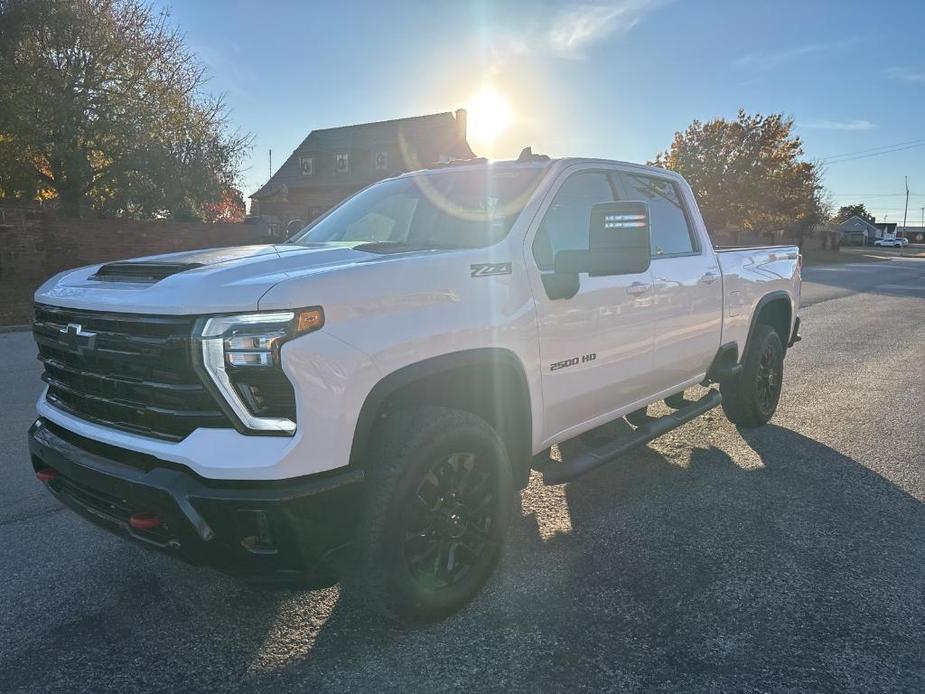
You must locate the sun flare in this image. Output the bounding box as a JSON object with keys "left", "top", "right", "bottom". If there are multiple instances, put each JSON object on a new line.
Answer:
{"left": 466, "top": 88, "right": 513, "bottom": 148}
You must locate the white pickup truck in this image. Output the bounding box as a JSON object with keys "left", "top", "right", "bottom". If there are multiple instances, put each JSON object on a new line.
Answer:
{"left": 28, "top": 152, "right": 801, "bottom": 621}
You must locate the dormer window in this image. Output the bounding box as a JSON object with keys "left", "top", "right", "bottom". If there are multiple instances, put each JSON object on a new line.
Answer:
{"left": 336, "top": 152, "right": 349, "bottom": 173}
{"left": 299, "top": 155, "right": 313, "bottom": 176}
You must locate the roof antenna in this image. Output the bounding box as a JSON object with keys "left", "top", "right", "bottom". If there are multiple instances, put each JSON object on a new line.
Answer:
{"left": 517, "top": 146, "right": 550, "bottom": 162}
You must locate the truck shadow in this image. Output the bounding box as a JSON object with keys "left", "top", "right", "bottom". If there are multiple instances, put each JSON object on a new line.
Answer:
{"left": 248, "top": 423, "right": 924, "bottom": 691}
{"left": 4, "top": 423, "right": 922, "bottom": 692}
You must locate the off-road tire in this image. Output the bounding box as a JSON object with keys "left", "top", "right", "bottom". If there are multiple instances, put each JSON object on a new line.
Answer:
{"left": 345, "top": 406, "right": 514, "bottom": 623}
{"left": 721, "top": 323, "right": 784, "bottom": 427}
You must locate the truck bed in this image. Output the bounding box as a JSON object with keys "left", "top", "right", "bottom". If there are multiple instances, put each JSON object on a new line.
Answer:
{"left": 714, "top": 245, "right": 800, "bottom": 254}
{"left": 714, "top": 244, "right": 801, "bottom": 353}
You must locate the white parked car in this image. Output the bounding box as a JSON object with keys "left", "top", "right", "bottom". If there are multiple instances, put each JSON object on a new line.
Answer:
{"left": 874, "top": 237, "right": 903, "bottom": 248}
{"left": 28, "top": 153, "right": 802, "bottom": 621}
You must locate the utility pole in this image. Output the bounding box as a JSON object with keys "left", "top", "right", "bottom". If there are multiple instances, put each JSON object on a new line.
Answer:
{"left": 900, "top": 176, "right": 910, "bottom": 257}
{"left": 269, "top": 149, "right": 273, "bottom": 180}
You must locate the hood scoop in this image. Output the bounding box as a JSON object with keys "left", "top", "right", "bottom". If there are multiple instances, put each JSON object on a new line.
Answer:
{"left": 89, "top": 261, "right": 204, "bottom": 283}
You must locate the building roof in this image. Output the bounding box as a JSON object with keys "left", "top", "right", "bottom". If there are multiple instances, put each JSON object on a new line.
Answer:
{"left": 252, "top": 111, "right": 474, "bottom": 199}
{"left": 837, "top": 215, "right": 880, "bottom": 235}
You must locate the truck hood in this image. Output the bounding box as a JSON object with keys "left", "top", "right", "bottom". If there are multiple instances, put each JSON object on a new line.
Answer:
{"left": 34, "top": 243, "right": 416, "bottom": 315}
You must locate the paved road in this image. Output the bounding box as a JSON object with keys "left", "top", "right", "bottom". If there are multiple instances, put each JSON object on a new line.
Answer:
{"left": 1, "top": 258, "right": 923, "bottom": 693}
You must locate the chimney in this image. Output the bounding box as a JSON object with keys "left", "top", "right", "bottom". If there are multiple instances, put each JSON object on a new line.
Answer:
{"left": 455, "top": 108, "right": 468, "bottom": 143}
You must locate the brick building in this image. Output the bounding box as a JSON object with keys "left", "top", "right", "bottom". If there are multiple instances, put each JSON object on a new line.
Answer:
{"left": 249, "top": 110, "right": 475, "bottom": 236}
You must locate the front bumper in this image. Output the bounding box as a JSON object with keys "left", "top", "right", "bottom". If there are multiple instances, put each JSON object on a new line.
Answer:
{"left": 28, "top": 418, "right": 364, "bottom": 587}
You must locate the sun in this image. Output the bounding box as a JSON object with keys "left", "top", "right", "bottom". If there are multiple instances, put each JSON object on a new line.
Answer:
{"left": 466, "top": 88, "right": 513, "bottom": 148}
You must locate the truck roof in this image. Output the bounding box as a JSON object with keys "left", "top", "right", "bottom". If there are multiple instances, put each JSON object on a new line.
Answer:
{"left": 396, "top": 155, "right": 684, "bottom": 183}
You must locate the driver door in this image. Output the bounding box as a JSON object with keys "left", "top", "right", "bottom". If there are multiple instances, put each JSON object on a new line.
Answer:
{"left": 528, "top": 168, "right": 657, "bottom": 442}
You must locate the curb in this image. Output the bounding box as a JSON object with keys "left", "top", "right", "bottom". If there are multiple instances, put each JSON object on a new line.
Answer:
{"left": 0, "top": 324, "right": 30, "bottom": 334}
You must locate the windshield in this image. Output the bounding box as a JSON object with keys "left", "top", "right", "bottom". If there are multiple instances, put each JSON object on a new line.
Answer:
{"left": 288, "top": 167, "right": 544, "bottom": 250}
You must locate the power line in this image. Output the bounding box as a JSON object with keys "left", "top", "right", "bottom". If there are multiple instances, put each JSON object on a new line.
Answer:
{"left": 818, "top": 138, "right": 925, "bottom": 163}
{"left": 821, "top": 141, "right": 925, "bottom": 166}
{"left": 830, "top": 192, "right": 925, "bottom": 198}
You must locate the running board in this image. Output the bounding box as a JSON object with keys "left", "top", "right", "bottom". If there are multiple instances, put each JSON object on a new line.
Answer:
{"left": 541, "top": 389, "right": 723, "bottom": 485}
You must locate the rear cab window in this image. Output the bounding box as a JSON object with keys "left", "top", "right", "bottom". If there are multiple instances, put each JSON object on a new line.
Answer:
{"left": 616, "top": 173, "right": 699, "bottom": 257}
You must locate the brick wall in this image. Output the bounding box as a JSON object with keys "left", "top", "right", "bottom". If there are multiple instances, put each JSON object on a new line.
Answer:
{"left": 0, "top": 208, "right": 265, "bottom": 325}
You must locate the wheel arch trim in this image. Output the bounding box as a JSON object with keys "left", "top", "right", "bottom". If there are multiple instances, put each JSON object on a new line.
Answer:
{"left": 349, "top": 348, "right": 534, "bottom": 468}
{"left": 743, "top": 291, "right": 794, "bottom": 360}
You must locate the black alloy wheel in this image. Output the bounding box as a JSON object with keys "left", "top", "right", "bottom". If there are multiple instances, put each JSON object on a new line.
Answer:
{"left": 755, "top": 340, "right": 782, "bottom": 416}
{"left": 402, "top": 452, "right": 495, "bottom": 590}
{"left": 347, "top": 406, "right": 513, "bottom": 622}
{"left": 720, "top": 323, "right": 785, "bottom": 427}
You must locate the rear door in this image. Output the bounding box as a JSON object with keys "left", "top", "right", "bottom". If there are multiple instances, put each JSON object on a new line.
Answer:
{"left": 613, "top": 172, "right": 722, "bottom": 392}
{"left": 527, "top": 167, "right": 657, "bottom": 442}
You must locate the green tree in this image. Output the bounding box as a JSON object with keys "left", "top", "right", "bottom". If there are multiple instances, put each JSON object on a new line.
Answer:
{"left": 0, "top": 0, "right": 250, "bottom": 219}
{"left": 652, "top": 110, "right": 828, "bottom": 247}
{"left": 834, "top": 204, "right": 874, "bottom": 223}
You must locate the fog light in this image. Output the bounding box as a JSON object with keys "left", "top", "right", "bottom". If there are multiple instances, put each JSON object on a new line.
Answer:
{"left": 237, "top": 509, "right": 277, "bottom": 554}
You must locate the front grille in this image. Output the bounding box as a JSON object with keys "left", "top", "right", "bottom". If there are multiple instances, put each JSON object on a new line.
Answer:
{"left": 33, "top": 304, "right": 232, "bottom": 440}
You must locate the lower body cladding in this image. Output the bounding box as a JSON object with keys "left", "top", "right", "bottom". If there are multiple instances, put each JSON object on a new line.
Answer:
{"left": 28, "top": 418, "right": 365, "bottom": 587}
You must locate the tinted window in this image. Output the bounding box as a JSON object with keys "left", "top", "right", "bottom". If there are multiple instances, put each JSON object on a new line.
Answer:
{"left": 533, "top": 172, "right": 615, "bottom": 268}
{"left": 619, "top": 174, "right": 696, "bottom": 256}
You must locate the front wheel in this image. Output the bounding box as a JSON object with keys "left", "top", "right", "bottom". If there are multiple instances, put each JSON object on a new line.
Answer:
{"left": 346, "top": 406, "right": 514, "bottom": 622}
{"left": 721, "top": 324, "right": 785, "bottom": 427}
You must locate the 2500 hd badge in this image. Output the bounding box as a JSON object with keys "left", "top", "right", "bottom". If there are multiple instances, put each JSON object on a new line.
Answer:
{"left": 550, "top": 353, "right": 597, "bottom": 371}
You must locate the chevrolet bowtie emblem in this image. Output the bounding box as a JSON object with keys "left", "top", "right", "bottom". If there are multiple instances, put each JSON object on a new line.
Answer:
{"left": 60, "top": 323, "right": 97, "bottom": 354}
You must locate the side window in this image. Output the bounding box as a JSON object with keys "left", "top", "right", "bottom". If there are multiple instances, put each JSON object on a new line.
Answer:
{"left": 618, "top": 174, "right": 697, "bottom": 256}
{"left": 532, "top": 172, "right": 615, "bottom": 269}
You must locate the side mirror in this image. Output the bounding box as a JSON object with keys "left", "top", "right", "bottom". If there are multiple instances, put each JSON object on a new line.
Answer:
{"left": 554, "top": 201, "right": 652, "bottom": 276}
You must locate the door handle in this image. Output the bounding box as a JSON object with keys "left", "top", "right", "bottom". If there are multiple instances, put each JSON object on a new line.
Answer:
{"left": 626, "top": 281, "right": 652, "bottom": 296}
{"left": 699, "top": 271, "right": 720, "bottom": 285}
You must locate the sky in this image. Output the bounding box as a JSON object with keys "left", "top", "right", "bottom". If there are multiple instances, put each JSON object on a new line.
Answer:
{"left": 158, "top": 0, "right": 925, "bottom": 225}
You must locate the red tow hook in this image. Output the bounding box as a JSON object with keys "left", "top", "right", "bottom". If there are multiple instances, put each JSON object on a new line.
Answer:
{"left": 36, "top": 468, "right": 58, "bottom": 483}
{"left": 129, "top": 512, "right": 162, "bottom": 530}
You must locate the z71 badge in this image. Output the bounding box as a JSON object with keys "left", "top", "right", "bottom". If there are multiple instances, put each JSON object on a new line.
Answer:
{"left": 470, "top": 262, "right": 512, "bottom": 278}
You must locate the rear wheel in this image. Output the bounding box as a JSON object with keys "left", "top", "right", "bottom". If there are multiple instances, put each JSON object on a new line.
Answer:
{"left": 346, "top": 406, "right": 513, "bottom": 622}
{"left": 721, "top": 324, "right": 784, "bottom": 427}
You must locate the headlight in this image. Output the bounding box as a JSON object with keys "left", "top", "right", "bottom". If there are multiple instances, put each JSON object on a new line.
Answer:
{"left": 195, "top": 308, "right": 324, "bottom": 434}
